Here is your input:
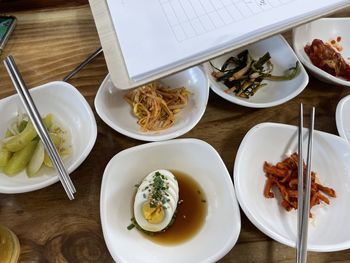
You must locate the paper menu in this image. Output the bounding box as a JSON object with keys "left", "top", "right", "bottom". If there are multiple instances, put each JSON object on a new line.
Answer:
{"left": 106, "top": 0, "right": 350, "bottom": 81}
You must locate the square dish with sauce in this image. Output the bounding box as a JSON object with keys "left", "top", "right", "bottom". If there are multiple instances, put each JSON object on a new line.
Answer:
{"left": 100, "top": 138, "right": 240, "bottom": 263}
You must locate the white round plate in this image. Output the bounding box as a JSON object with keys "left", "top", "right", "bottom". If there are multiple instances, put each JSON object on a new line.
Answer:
{"left": 336, "top": 94, "right": 350, "bottom": 142}
{"left": 234, "top": 122, "right": 350, "bottom": 252}
{"left": 94, "top": 67, "right": 209, "bottom": 141}
{"left": 203, "top": 34, "right": 308, "bottom": 108}
{"left": 293, "top": 18, "right": 350, "bottom": 86}
{"left": 0, "top": 81, "right": 97, "bottom": 193}
{"left": 100, "top": 138, "right": 240, "bottom": 263}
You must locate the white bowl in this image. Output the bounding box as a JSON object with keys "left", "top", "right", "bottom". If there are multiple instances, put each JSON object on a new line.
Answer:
{"left": 95, "top": 67, "right": 209, "bottom": 141}
{"left": 100, "top": 138, "right": 240, "bottom": 263}
{"left": 336, "top": 94, "right": 350, "bottom": 142}
{"left": 0, "top": 81, "right": 97, "bottom": 193}
{"left": 293, "top": 18, "right": 350, "bottom": 86}
{"left": 234, "top": 122, "right": 350, "bottom": 252}
{"left": 203, "top": 34, "right": 308, "bottom": 108}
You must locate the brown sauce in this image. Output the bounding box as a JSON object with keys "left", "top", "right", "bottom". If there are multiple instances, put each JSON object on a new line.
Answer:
{"left": 140, "top": 170, "right": 207, "bottom": 245}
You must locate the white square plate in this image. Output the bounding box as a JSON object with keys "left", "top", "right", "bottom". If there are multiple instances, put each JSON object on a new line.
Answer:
{"left": 0, "top": 81, "right": 97, "bottom": 193}
{"left": 100, "top": 138, "right": 240, "bottom": 263}
{"left": 203, "top": 35, "right": 308, "bottom": 108}
{"left": 234, "top": 122, "right": 350, "bottom": 252}
{"left": 293, "top": 18, "right": 350, "bottom": 86}
{"left": 336, "top": 94, "right": 350, "bottom": 142}
{"left": 94, "top": 66, "right": 209, "bottom": 141}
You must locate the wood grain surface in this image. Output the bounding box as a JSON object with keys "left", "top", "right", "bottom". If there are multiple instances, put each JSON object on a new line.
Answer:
{"left": 1, "top": 2, "right": 350, "bottom": 263}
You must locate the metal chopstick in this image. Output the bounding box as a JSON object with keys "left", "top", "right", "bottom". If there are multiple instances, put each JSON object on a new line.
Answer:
{"left": 296, "top": 104, "right": 315, "bottom": 263}
{"left": 3, "top": 55, "right": 76, "bottom": 200}
{"left": 63, "top": 47, "right": 103, "bottom": 82}
{"left": 297, "top": 103, "right": 304, "bottom": 247}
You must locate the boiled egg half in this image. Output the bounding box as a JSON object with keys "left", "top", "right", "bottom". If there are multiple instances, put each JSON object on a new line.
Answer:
{"left": 134, "top": 169, "right": 179, "bottom": 232}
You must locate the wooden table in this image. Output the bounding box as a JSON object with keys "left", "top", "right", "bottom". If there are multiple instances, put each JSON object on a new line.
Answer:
{"left": 1, "top": 2, "right": 350, "bottom": 263}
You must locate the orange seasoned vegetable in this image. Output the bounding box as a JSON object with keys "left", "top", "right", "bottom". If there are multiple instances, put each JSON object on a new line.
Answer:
{"left": 263, "top": 152, "right": 336, "bottom": 217}
{"left": 124, "top": 82, "right": 190, "bottom": 132}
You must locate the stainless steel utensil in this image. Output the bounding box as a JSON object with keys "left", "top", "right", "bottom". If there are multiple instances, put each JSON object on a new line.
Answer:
{"left": 296, "top": 104, "right": 315, "bottom": 263}
{"left": 4, "top": 55, "right": 76, "bottom": 200}
{"left": 63, "top": 47, "right": 103, "bottom": 82}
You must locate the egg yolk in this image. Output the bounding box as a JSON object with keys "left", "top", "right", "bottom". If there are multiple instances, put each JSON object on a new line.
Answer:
{"left": 142, "top": 202, "right": 164, "bottom": 224}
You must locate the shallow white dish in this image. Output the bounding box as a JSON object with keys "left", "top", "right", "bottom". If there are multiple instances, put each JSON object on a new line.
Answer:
{"left": 293, "top": 18, "right": 350, "bottom": 86}
{"left": 95, "top": 67, "right": 209, "bottom": 141}
{"left": 0, "top": 81, "right": 97, "bottom": 194}
{"left": 203, "top": 34, "right": 308, "bottom": 108}
{"left": 336, "top": 94, "right": 350, "bottom": 142}
{"left": 101, "top": 138, "right": 240, "bottom": 263}
{"left": 234, "top": 122, "right": 350, "bottom": 252}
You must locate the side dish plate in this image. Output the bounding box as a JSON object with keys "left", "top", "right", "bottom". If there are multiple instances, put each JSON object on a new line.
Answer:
{"left": 203, "top": 34, "right": 308, "bottom": 108}
{"left": 234, "top": 122, "right": 350, "bottom": 252}
{"left": 94, "top": 67, "right": 209, "bottom": 141}
{"left": 336, "top": 94, "right": 350, "bottom": 142}
{"left": 293, "top": 18, "right": 350, "bottom": 86}
{"left": 100, "top": 138, "right": 240, "bottom": 263}
{"left": 0, "top": 81, "right": 97, "bottom": 193}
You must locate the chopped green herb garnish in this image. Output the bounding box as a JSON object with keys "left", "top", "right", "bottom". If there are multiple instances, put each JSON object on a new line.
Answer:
{"left": 127, "top": 223, "right": 135, "bottom": 230}
{"left": 128, "top": 218, "right": 155, "bottom": 236}
{"left": 149, "top": 171, "right": 170, "bottom": 208}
